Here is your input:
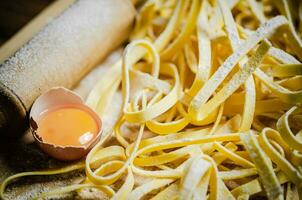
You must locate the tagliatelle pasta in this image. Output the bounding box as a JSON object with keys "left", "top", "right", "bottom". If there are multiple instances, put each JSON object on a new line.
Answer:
{"left": 1, "top": 0, "right": 302, "bottom": 199}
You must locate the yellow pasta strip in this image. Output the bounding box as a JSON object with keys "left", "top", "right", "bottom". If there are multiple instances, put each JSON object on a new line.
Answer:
{"left": 133, "top": 145, "right": 196, "bottom": 166}
{"left": 179, "top": 155, "right": 211, "bottom": 200}
{"left": 3, "top": 0, "right": 302, "bottom": 199}
{"left": 218, "top": 0, "right": 257, "bottom": 132}
{"left": 160, "top": 0, "right": 200, "bottom": 60}
{"left": 259, "top": 128, "right": 302, "bottom": 187}
{"left": 189, "top": 16, "right": 287, "bottom": 122}
{"left": 193, "top": 170, "right": 210, "bottom": 200}
{"left": 90, "top": 145, "right": 126, "bottom": 168}
{"left": 111, "top": 167, "right": 134, "bottom": 200}
{"left": 123, "top": 41, "right": 180, "bottom": 123}
{"left": 214, "top": 142, "right": 255, "bottom": 168}
{"left": 273, "top": 0, "right": 302, "bottom": 60}
{"left": 150, "top": 182, "right": 179, "bottom": 200}
{"left": 183, "top": 0, "right": 211, "bottom": 101}
{"left": 231, "top": 178, "right": 262, "bottom": 198}
{"left": 136, "top": 134, "right": 241, "bottom": 155}
{"left": 219, "top": 168, "right": 258, "bottom": 180}
{"left": 0, "top": 162, "right": 85, "bottom": 200}
{"left": 190, "top": 40, "right": 271, "bottom": 122}
{"left": 267, "top": 64, "right": 302, "bottom": 77}
{"left": 129, "top": 178, "right": 174, "bottom": 200}
{"left": 277, "top": 106, "right": 302, "bottom": 152}
{"left": 212, "top": 142, "right": 238, "bottom": 165}
{"left": 86, "top": 0, "right": 185, "bottom": 116}
{"left": 240, "top": 132, "right": 283, "bottom": 200}
{"left": 254, "top": 69, "right": 302, "bottom": 104}
{"left": 247, "top": 0, "right": 266, "bottom": 23}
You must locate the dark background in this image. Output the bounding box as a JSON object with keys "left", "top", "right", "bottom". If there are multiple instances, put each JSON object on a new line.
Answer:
{"left": 0, "top": 0, "right": 53, "bottom": 45}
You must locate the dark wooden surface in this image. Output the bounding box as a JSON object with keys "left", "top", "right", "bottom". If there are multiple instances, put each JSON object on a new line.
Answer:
{"left": 0, "top": 0, "right": 54, "bottom": 45}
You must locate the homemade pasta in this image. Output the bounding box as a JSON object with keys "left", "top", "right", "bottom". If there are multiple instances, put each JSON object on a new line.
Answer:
{"left": 1, "top": 0, "right": 302, "bottom": 199}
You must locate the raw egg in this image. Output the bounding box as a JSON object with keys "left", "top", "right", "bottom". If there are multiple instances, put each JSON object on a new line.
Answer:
{"left": 30, "top": 87, "right": 102, "bottom": 161}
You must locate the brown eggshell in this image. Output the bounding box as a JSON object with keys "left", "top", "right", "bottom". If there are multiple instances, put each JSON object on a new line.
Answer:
{"left": 29, "top": 87, "right": 102, "bottom": 161}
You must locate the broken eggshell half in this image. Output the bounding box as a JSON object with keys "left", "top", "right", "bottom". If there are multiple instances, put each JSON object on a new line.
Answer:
{"left": 29, "top": 87, "right": 102, "bottom": 161}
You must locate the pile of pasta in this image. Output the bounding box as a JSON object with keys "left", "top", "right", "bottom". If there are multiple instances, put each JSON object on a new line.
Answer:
{"left": 2, "top": 0, "right": 302, "bottom": 199}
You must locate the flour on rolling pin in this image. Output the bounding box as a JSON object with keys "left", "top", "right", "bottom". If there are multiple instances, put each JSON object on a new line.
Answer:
{"left": 0, "top": 0, "right": 135, "bottom": 137}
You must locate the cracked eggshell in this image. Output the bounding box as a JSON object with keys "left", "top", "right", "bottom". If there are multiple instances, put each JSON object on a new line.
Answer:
{"left": 29, "top": 87, "right": 102, "bottom": 161}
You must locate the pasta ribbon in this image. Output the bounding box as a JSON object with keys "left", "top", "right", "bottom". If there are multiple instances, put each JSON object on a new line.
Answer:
{"left": 2, "top": 0, "right": 302, "bottom": 199}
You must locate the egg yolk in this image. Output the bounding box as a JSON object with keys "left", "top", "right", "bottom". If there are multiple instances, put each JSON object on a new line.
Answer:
{"left": 37, "top": 106, "right": 99, "bottom": 147}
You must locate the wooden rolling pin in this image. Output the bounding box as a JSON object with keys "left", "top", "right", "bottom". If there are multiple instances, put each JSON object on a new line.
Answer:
{"left": 0, "top": 0, "right": 135, "bottom": 137}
